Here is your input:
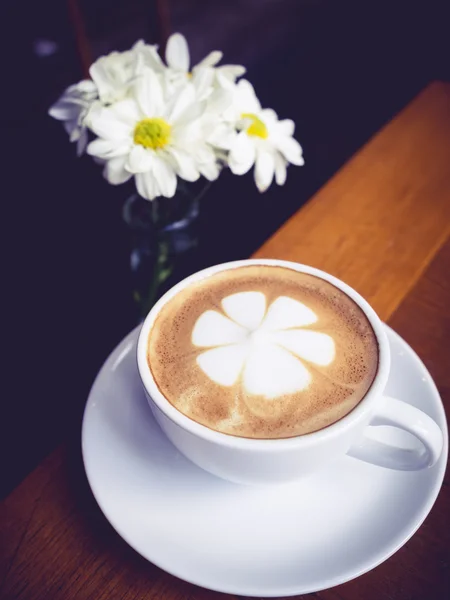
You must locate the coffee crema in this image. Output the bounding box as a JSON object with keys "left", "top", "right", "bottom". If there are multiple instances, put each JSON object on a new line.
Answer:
{"left": 147, "top": 266, "right": 379, "bottom": 438}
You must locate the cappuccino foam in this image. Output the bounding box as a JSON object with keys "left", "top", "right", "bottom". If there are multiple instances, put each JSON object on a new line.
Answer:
{"left": 147, "top": 266, "right": 378, "bottom": 438}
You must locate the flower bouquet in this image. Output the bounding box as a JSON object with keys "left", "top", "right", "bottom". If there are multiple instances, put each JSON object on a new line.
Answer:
{"left": 50, "top": 33, "right": 304, "bottom": 317}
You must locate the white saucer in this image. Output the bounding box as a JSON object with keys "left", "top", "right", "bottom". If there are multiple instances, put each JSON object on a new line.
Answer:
{"left": 82, "top": 324, "right": 448, "bottom": 596}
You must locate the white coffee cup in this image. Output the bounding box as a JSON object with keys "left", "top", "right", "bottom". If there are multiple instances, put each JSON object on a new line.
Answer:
{"left": 137, "top": 259, "right": 444, "bottom": 485}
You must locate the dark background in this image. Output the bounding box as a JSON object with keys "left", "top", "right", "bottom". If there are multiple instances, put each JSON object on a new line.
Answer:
{"left": 2, "top": 0, "right": 449, "bottom": 497}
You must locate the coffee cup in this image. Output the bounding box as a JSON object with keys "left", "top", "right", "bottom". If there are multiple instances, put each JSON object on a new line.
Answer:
{"left": 137, "top": 259, "right": 444, "bottom": 485}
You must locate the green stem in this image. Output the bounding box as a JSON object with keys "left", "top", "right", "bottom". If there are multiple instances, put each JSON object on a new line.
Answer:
{"left": 139, "top": 239, "right": 173, "bottom": 319}
{"left": 135, "top": 180, "right": 211, "bottom": 319}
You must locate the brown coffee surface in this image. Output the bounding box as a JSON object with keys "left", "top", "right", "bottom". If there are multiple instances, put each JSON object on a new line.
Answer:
{"left": 147, "top": 265, "right": 379, "bottom": 438}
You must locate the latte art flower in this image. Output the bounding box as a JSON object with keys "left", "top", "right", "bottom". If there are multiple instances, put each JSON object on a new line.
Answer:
{"left": 192, "top": 292, "right": 335, "bottom": 398}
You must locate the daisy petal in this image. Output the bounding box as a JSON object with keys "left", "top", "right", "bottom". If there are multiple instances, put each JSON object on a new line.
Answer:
{"left": 76, "top": 129, "right": 88, "bottom": 156}
{"left": 68, "top": 126, "right": 80, "bottom": 142}
{"left": 64, "top": 119, "right": 78, "bottom": 137}
{"left": 168, "top": 148, "right": 199, "bottom": 182}
{"left": 261, "top": 296, "right": 317, "bottom": 331}
{"left": 88, "top": 62, "right": 110, "bottom": 100}
{"left": 103, "top": 156, "right": 133, "bottom": 185}
{"left": 236, "top": 79, "right": 261, "bottom": 112}
{"left": 196, "top": 50, "right": 223, "bottom": 69}
{"left": 254, "top": 150, "right": 275, "bottom": 192}
{"left": 274, "top": 153, "right": 287, "bottom": 186}
{"left": 134, "top": 40, "right": 164, "bottom": 72}
{"left": 48, "top": 101, "right": 80, "bottom": 121}
{"left": 152, "top": 155, "right": 177, "bottom": 198}
{"left": 174, "top": 100, "right": 205, "bottom": 127}
{"left": 277, "top": 119, "right": 295, "bottom": 137}
{"left": 216, "top": 71, "right": 239, "bottom": 91}
{"left": 228, "top": 131, "right": 256, "bottom": 175}
{"left": 207, "top": 123, "right": 235, "bottom": 150}
{"left": 87, "top": 138, "right": 130, "bottom": 159}
{"left": 217, "top": 65, "right": 246, "bottom": 80}
{"left": 191, "top": 67, "right": 214, "bottom": 101}
{"left": 261, "top": 108, "right": 278, "bottom": 123}
{"left": 135, "top": 171, "right": 158, "bottom": 201}
{"left": 207, "top": 88, "right": 233, "bottom": 115}
{"left": 243, "top": 342, "right": 311, "bottom": 398}
{"left": 135, "top": 68, "right": 163, "bottom": 116}
{"left": 89, "top": 108, "right": 130, "bottom": 140}
{"left": 166, "top": 33, "right": 190, "bottom": 72}
{"left": 111, "top": 98, "right": 142, "bottom": 125}
{"left": 83, "top": 101, "right": 101, "bottom": 128}
{"left": 204, "top": 119, "right": 230, "bottom": 146}
{"left": 271, "top": 330, "right": 335, "bottom": 366}
{"left": 192, "top": 310, "right": 247, "bottom": 347}
{"left": 71, "top": 79, "right": 97, "bottom": 95}
{"left": 276, "top": 136, "right": 304, "bottom": 166}
{"left": 197, "top": 344, "right": 248, "bottom": 387}
{"left": 169, "top": 85, "right": 200, "bottom": 124}
{"left": 199, "top": 160, "right": 220, "bottom": 181}
{"left": 222, "top": 292, "right": 266, "bottom": 329}
{"left": 125, "top": 145, "right": 153, "bottom": 173}
{"left": 192, "top": 143, "right": 216, "bottom": 164}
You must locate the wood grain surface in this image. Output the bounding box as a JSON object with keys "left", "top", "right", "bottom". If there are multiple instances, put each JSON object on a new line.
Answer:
{"left": 254, "top": 82, "right": 450, "bottom": 321}
{"left": 2, "top": 82, "right": 450, "bottom": 600}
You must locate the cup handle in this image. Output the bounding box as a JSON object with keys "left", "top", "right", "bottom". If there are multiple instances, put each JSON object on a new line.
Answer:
{"left": 347, "top": 396, "right": 444, "bottom": 470}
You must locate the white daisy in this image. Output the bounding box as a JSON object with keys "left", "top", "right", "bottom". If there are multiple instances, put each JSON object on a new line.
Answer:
{"left": 219, "top": 79, "right": 304, "bottom": 192}
{"left": 48, "top": 80, "right": 98, "bottom": 155}
{"left": 192, "top": 292, "right": 335, "bottom": 399}
{"left": 89, "top": 40, "right": 158, "bottom": 105}
{"left": 86, "top": 67, "right": 219, "bottom": 200}
{"left": 163, "top": 33, "right": 246, "bottom": 100}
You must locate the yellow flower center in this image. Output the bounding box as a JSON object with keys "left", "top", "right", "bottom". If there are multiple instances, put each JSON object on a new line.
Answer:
{"left": 133, "top": 118, "right": 171, "bottom": 150}
{"left": 241, "top": 113, "right": 268, "bottom": 139}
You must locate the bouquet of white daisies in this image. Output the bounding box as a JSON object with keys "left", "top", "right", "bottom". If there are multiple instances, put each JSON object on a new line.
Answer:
{"left": 49, "top": 33, "right": 304, "bottom": 200}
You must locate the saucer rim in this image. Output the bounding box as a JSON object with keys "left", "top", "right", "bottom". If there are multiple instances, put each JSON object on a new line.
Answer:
{"left": 81, "top": 324, "right": 448, "bottom": 597}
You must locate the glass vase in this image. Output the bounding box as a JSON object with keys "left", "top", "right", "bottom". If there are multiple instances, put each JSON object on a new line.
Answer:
{"left": 123, "top": 180, "right": 211, "bottom": 320}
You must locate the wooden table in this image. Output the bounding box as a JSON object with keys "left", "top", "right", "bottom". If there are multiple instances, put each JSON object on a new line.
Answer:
{"left": 2, "top": 82, "right": 450, "bottom": 600}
